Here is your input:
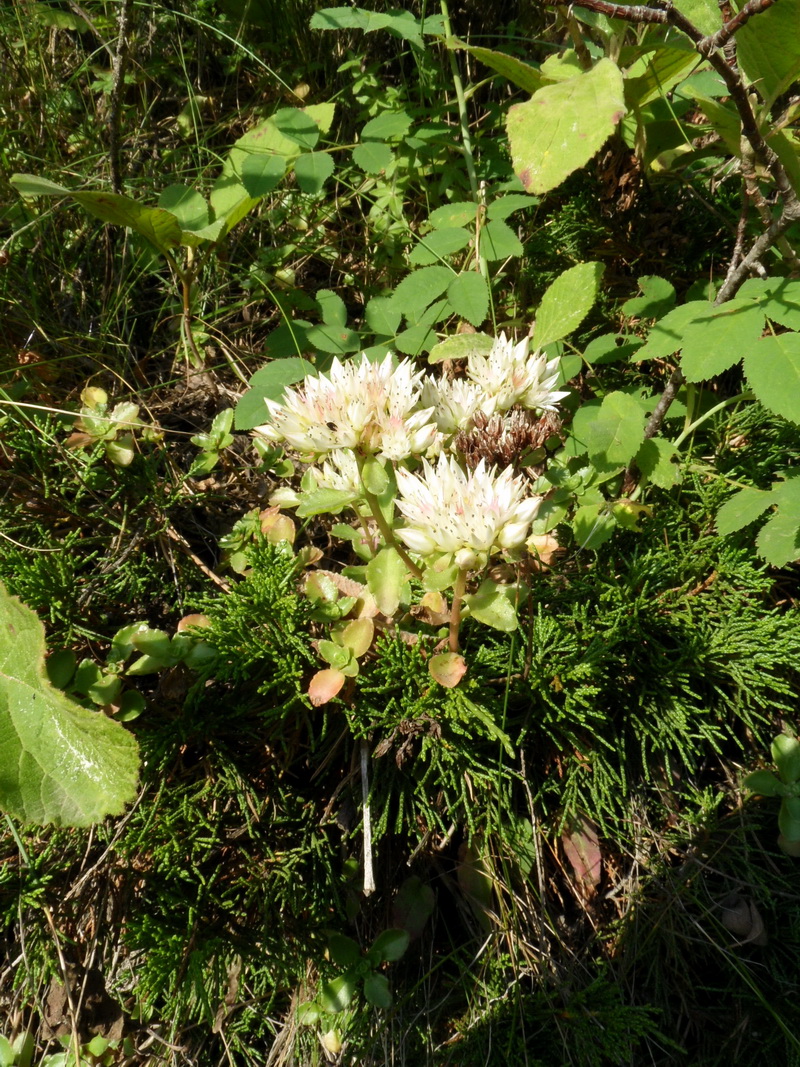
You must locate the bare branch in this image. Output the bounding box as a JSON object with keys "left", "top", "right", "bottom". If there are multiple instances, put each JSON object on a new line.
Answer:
{"left": 697, "top": 0, "right": 778, "bottom": 56}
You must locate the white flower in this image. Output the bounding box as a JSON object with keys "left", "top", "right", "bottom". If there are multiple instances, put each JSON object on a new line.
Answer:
{"left": 394, "top": 454, "right": 541, "bottom": 561}
{"left": 420, "top": 376, "right": 484, "bottom": 436}
{"left": 254, "top": 353, "right": 438, "bottom": 461}
{"left": 315, "top": 448, "right": 362, "bottom": 495}
{"left": 467, "top": 332, "right": 569, "bottom": 415}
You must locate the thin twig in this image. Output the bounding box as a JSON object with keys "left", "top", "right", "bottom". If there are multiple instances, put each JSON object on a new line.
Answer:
{"left": 696, "top": 0, "right": 778, "bottom": 56}
{"left": 108, "top": 0, "right": 134, "bottom": 193}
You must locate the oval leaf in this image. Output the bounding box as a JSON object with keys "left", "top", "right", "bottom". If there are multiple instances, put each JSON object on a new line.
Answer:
{"left": 429, "top": 652, "right": 467, "bottom": 688}
{"left": 308, "top": 668, "right": 346, "bottom": 706}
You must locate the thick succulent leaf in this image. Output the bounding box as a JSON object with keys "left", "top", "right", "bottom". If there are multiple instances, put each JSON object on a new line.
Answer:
{"left": 0, "top": 582, "right": 139, "bottom": 826}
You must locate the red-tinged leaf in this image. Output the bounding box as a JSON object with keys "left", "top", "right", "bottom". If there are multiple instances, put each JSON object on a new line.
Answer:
{"left": 561, "top": 817, "right": 602, "bottom": 897}
{"left": 308, "top": 668, "right": 345, "bottom": 706}
{"left": 429, "top": 652, "right": 467, "bottom": 688}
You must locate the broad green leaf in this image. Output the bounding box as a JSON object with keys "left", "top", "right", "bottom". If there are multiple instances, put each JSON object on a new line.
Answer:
{"left": 756, "top": 507, "right": 800, "bottom": 566}
{"left": 584, "top": 391, "right": 646, "bottom": 468}
{"left": 392, "top": 265, "right": 453, "bottom": 316}
{"left": 744, "top": 333, "right": 800, "bottom": 423}
{"left": 306, "top": 323, "right": 362, "bottom": 355}
{"left": 394, "top": 325, "right": 439, "bottom": 355}
{"left": 361, "top": 110, "right": 412, "bottom": 140}
{"left": 759, "top": 278, "right": 800, "bottom": 331}
{"left": 338, "top": 618, "right": 374, "bottom": 658}
{"left": 744, "top": 769, "right": 784, "bottom": 797}
{"left": 541, "top": 50, "right": 584, "bottom": 83}
{"left": 316, "top": 289, "right": 347, "bottom": 327}
{"left": 583, "top": 333, "right": 643, "bottom": 365}
{"left": 736, "top": 0, "right": 800, "bottom": 104}
{"left": 451, "top": 42, "right": 543, "bottom": 95}
{"left": 624, "top": 43, "right": 699, "bottom": 109}
{"left": 363, "top": 971, "right": 393, "bottom": 1009}
{"left": 506, "top": 59, "right": 626, "bottom": 195}
{"left": 716, "top": 487, "right": 772, "bottom": 536}
{"left": 360, "top": 455, "right": 389, "bottom": 495}
{"left": 409, "top": 227, "right": 471, "bottom": 266}
{"left": 773, "top": 735, "right": 800, "bottom": 785}
{"left": 447, "top": 272, "right": 489, "bottom": 327}
{"left": 464, "top": 580, "right": 518, "bottom": 632}
{"left": 487, "top": 194, "right": 538, "bottom": 220}
{"left": 680, "top": 299, "right": 765, "bottom": 381}
{"left": 370, "top": 928, "right": 410, "bottom": 962}
{"left": 296, "top": 488, "right": 358, "bottom": 517}
{"left": 635, "top": 437, "right": 681, "bottom": 488}
{"left": 304, "top": 102, "right": 337, "bottom": 136}
{"left": 428, "top": 332, "right": 494, "bottom": 364}
{"left": 318, "top": 973, "right": 356, "bottom": 1014}
{"left": 158, "top": 184, "right": 209, "bottom": 231}
{"left": 633, "top": 301, "right": 710, "bottom": 361}
{"left": 366, "top": 547, "right": 408, "bottom": 616}
{"left": 480, "top": 218, "right": 523, "bottom": 261}
{"left": 621, "top": 275, "right": 675, "bottom": 320}
{"left": 240, "top": 153, "right": 286, "bottom": 198}
{"left": 427, "top": 202, "right": 476, "bottom": 229}
{"left": 0, "top": 582, "right": 139, "bottom": 826}
{"left": 273, "top": 108, "right": 319, "bottom": 149}
{"left": 352, "top": 141, "right": 393, "bottom": 174}
{"left": 365, "top": 296, "right": 402, "bottom": 336}
{"left": 534, "top": 262, "right": 604, "bottom": 347}
{"left": 673, "top": 0, "right": 722, "bottom": 35}
{"left": 328, "top": 932, "right": 361, "bottom": 968}
{"left": 11, "top": 175, "right": 183, "bottom": 255}
{"left": 573, "top": 503, "right": 616, "bottom": 550}
{"left": 293, "top": 151, "right": 335, "bottom": 194}
{"left": 311, "top": 7, "right": 425, "bottom": 49}
{"left": 234, "top": 357, "right": 315, "bottom": 431}
{"left": 779, "top": 796, "right": 800, "bottom": 840}
{"left": 429, "top": 652, "right": 468, "bottom": 688}
{"left": 208, "top": 176, "right": 258, "bottom": 233}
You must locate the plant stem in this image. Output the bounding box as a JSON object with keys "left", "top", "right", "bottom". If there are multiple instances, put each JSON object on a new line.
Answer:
{"left": 357, "top": 465, "right": 425, "bottom": 581}
{"left": 449, "top": 567, "right": 468, "bottom": 653}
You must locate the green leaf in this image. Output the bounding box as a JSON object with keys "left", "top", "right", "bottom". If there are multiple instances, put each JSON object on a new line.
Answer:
{"left": 234, "top": 358, "right": 315, "bottom": 431}
{"left": 773, "top": 734, "right": 800, "bottom": 785}
{"left": 158, "top": 184, "right": 209, "bottom": 231}
{"left": 366, "top": 547, "right": 408, "bottom": 616}
{"left": 296, "top": 488, "right": 358, "bottom": 517}
{"left": 427, "top": 202, "right": 477, "bottom": 229}
{"left": 452, "top": 43, "right": 544, "bottom": 94}
{"left": 311, "top": 7, "right": 425, "bottom": 49}
{"left": 621, "top": 275, "right": 676, "bottom": 320}
{"left": 360, "top": 455, "right": 389, "bottom": 495}
{"left": 240, "top": 152, "right": 286, "bottom": 198}
{"left": 361, "top": 110, "right": 412, "bottom": 140}
{"left": 328, "top": 931, "right": 361, "bottom": 968}
{"left": 584, "top": 391, "right": 646, "bottom": 468}
{"left": 756, "top": 507, "right": 800, "bottom": 567}
{"left": 316, "top": 289, "right": 347, "bottom": 327}
{"left": 716, "top": 487, "right": 772, "bottom": 536}
{"left": 0, "top": 582, "right": 139, "bottom": 826}
{"left": 273, "top": 108, "right": 320, "bottom": 149}
{"left": 370, "top": 928, "right": 410, "bottom": 962}
{"left": 365, "top": 296, "right": 402, "bottom": 337}
{"left": 294, "top": 152, "right": 334, "bottom": 194}
{"left": 463, "top": 580, "right": 518, "bottom": 632}
{"left": 392, "top": 876, "right": 435, "bottom": 938}
{"left": 673, "top": 0, "right": 722, "bottom": 35}
{"left": 352, "top": 141, "right": 393, "bottom": 173}
{"left": 736, "top": 0, "right": 800, "bottom": 104}
{"left": 635, "top": 437, "right": 681, "bottom": 488}
{"left": 744, "top": 333, "right": 800, "bottom": 423}
{"left": 779, "top": 796, "right": 800, "bottom": 841}
{"left": 363, "top": 971, "right": 393, "bottom": 1009}
{"left": 487, "top": 194, "right": 538, "bottom": 220}
{"left": 624, "top": 43, "right": 699, "bottom": 109}
{"left": 447, "top": 272, "right": 489, "bottom": 327}
{"left": 758, "top": 278, "right": 800, "bottom": 331}
{"left": 573, "top": 503, "right": 616, "bottom": 550}
{"left": 409, "top": 227, "right": 471, "bottom": 266}
{"left": 506, "top": 59, "right": 626, "bottom": 195}
{"left": 633, "top": 301, "right": 710, "bottom": 361}
{"left": 392, "top": 266, "right": 453, "bottom": 316}
{"left": 534, "top": 262, "right": 604, "bottom": 347}
{"left": 744, "top": 769, "right": 785, "bottom": 797}
{"left": 428, "top": 332, "right": 494, "bottom": 364}
{"left": 208, "top": 176, "right": 258, "bottom": 233}
{"left": 480, "top": 218, "right": 524, "bottom": 261}
{"left": 394, "top": 325, "right": 439, "bottom": 355}
{"left": 680, "top": 299, "right": 765, "bottom": 381}
{"left": 306, "top": 323, "right": 362, "bottom": 355}
{"left": 319, "top": 974, "right": 356, "bottom": 1014}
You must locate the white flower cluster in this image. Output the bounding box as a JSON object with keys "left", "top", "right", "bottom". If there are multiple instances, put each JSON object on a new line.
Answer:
{"left": 256, "top": 333, "right": 569, "bottom": 562}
